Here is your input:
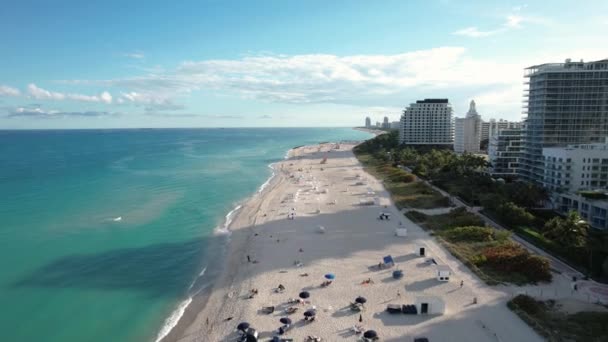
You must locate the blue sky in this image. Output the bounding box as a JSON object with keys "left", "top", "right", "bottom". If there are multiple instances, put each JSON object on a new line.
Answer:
{"left": 1, "top": 0, "right": 606, "bottom": 129}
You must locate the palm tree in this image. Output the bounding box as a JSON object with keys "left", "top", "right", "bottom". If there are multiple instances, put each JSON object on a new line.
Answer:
{"left": 543, "top": 211, "right": 588, "bottom": 248}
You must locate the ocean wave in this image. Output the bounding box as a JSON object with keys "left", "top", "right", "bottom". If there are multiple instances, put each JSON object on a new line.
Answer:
{"left": 257, "top": 163, "right": 276, "bottom": 194}
{"left": 154, "top": 297, "right": 193, "bottom": 342}
{"left": 214, "top": 204, "right": 242, "bottom": 235}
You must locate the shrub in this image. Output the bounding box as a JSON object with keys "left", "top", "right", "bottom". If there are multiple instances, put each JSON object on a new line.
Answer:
{"left": 509, "top": 294, "right": 546, "bottom": 316}
{"left": 442, "top": 226, "right": 494, "bottom": 242}
{"left": 446, "top": 208, "right": 486, "bottom": 228}
{"left": 406, "top": 210, "right": 427, "bottom": 223}
{"left": 495, "top": 201, "right": 535, "bottom": 227}
{"left": 481, "top": 243, "right": 552, "bottom": 283}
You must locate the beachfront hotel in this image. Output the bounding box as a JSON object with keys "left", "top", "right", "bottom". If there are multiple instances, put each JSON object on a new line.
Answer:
{"left": 542, "top": 141, "right": 608, "bottom": 230}
{"left": 488, "top": 126, "right": 523, "bottom": 178}
{"left": 398, "top": 99, "right": 454, "bottom": 146}
{"left": 518, "top": 58, "right": 608, "bottom": 184}
{"left": 454, "top": 100, "right": 482, "bottom": 154}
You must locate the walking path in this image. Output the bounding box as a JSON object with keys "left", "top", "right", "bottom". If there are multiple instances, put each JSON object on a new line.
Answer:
{"left": 418, "top": 179, "right": 608, "bottom": 305}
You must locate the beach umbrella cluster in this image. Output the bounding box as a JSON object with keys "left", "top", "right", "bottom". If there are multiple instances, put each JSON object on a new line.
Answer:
{"left": 237, "top": 322, "right": 250, "bottom": 332}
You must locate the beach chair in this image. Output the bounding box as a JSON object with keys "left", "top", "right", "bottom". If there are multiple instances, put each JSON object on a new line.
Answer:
{"left": 350, "top": 302, "right": 362, "bottom": 312}
{"left": 284, "top": 306, "right": 298, "bottom": 314}
{"left": 262, "top": 306, "right": 275, "bottom": 314}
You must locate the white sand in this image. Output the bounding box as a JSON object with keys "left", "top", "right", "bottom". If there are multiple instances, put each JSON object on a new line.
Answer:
{"left": 176, "top": 143, "right": 544, "bottom": 342}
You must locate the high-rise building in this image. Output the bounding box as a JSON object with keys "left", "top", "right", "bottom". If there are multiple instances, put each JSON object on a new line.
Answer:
{"left": 399, "top": 99, "right": 453, "bottom": 146}
{"left": 390, "top": 121, "right": 400, "bottom": 129}
{"left": 518, "top": 59, "right": 608, "bottom": 185}
{"left": 542, "top": 141, "right": 608, "bottom": 230}
{"left": 365, "top": 117, "right": 371, "bottom": 128}
{"left": 454, "top": 100, "right": 482, "bottom": 153}
{"left": 488, "top": 127, "right": 523, "bottom": 178}
{"left": 382, "top": 116, "right": 390, "bottom": 129}
{"left": 481, "top": 119, "right": 521, "bottom": 143}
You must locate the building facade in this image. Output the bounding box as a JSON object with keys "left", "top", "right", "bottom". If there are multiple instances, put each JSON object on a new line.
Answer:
{"left": 454, "top": 100, "right": 482, "bottom": 153}
{"left": 518, "top": 58, "right": 608, "bottom": 185}
{"left": 542, "top": 141, "right": 608, "bottom": 230}
{"left": 382, "top": 116, "right": 390, "bottom": 129}
{"left": 365, "top": 116, "right": 371, "bottom": 128}
{"left": 481, "top": 119, "right": 521, "bottom": 143}
{"left": 399, "top": 99, "right": 453, "bottom": 146}
{"left": 488, "top": 127, "right": 523, "bottom": 178}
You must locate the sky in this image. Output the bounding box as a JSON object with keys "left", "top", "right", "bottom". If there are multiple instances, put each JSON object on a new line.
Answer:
{"left": 0, "top": 0, "right": 607, "bottom": 129}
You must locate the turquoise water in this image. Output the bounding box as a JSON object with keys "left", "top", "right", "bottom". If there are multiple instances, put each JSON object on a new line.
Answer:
{"left": 0, "top": 128, "right": 371, "bottom": 342}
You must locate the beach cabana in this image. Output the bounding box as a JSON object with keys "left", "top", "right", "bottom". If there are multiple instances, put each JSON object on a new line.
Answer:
{"left": 415, "top": 296, "right": 446, "bottom": 315}
{"left": 395, "top": 228, "right": 407, "bottom": 237}
{"left": 436, "top": 265, "right": 452, "bottom": 282}
{"left": 383, "top": 255, "right": 395, "bottom": 267}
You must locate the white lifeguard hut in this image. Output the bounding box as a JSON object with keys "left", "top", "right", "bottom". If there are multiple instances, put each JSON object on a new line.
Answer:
{"left": 436, "top": 265, "right": 452, "bottom": 282}
{"left": 395, "top": 228, "right": 408, "bottom": 237}
{"left": 415, "top": 296, "right": 446, "bottom": 315}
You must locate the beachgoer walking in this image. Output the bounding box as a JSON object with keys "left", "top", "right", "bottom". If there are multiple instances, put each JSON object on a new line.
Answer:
{"left": 247, "top": 255, "right": 251, "bottom": 263}
{"left": 460, "top": 280, "right": 463, "bottom": 288}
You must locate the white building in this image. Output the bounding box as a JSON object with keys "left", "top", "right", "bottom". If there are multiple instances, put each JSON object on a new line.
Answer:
{"left": 454, "top": 100, "right": 482, "bottom": 154}
{"left": 481, "top": 119, "right": 521, "bottom": 143}
{"left": 399, "top": 99, "right": 453, "bottom": 146}
{"left": 365, "top": 117, "right": 371, "bottom": 128}
{"left": 543, "top": 140, "right": 608, "bottom": 230}
{"left": 543, "top": 142, "right": 608, "bottom": 193}
{"left": 382, "top": 116, "right": 390, "bottom": 129}
{"left": 488, "top": 127, "right": 523, "bottom": 178}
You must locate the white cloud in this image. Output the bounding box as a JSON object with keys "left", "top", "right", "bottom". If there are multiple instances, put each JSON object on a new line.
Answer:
{"left": 0, "top": 85, "right": 21, "bottom": 97}
{"left": 81, "top": 47, "right": 521, "bottom": 106}
{"left": 452, "top": 27, "right": 500, "bottom": 38}
{"left": 6, "top": 106, "right": 116, "bottom": 118}
{"left": 453, "top": 11, "right": 550, "bottom": 38}
{"left": 123, "top": 52, "right": 145, "bottom": 59}
{"left": 28, "top": 83, "right": 66, "bottom": 100}
{"left": 28, "top": 84, "right": 113, "bottom": 104}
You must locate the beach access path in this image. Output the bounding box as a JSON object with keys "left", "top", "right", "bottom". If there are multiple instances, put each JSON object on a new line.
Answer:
{"left": 174, "top": 143, "right": 544, "bottom": 342}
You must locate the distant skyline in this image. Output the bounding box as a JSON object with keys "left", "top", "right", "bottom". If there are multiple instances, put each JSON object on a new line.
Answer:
{"left": 1, "top": 0, "right": 607, "bottom": 129}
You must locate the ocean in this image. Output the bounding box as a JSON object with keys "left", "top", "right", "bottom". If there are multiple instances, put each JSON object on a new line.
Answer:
{"left": 0, "top": 128, "right": 372, "bottom": 342}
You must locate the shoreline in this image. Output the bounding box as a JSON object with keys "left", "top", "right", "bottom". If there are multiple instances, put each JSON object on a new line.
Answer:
{"left": 171, "top": 141, "right": 545, "bottom": 342}
{"left": 156, "top": 146, "right": 299, "bottom": 342}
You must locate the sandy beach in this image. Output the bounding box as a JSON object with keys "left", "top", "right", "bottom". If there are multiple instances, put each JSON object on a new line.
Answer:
{"left": 172, "top": 142, "right": 545, "bottom": 342}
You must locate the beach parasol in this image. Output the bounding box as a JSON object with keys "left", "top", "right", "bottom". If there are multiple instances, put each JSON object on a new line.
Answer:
{"left": 355, "top": 296, "right": 367, "bottom": 304}
{"left": 279, "top": 317, "right": 292, "bottom": 325}
{"left": 237, "top": 322, "right": 250, "bottom": 331}
{"left": 324, "top": 273, "right": 335, "bottom": 280}
{"left": 299, "top": 291, "right": 310, "bottom": 299}
{"left": 303, "top": 309, "right": 317, "bottom": 317}
{"left": 363, "top": 330, "right": 378, "bottom": 339}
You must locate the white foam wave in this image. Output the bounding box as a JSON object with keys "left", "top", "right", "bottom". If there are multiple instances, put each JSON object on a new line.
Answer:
{"left": 214, "top": 205, "right": 242, "bottom": 235}
{"left": 154, "top": 297, "right": 193, "bottom": 342}
{"left": 199, "top": 267, "right": 207, "bottom": 277}
{"left": 257, "top": 163, "right": 276, "bottom": 194}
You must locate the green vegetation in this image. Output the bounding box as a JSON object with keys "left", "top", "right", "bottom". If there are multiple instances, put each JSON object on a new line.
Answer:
{"left": 508, "top": 295, "right": 608, "bottom": 341}
{"left": 354, "top": 133, "right": 448, "bottom": 209}
{"left": 356, "top": 131, "right": 608, "bottom": 282}
{"left": 578, "top": 191, "right": 608, "bottom": 200}
{"left": 410, "top": 208, "right": 550, "bottom": 285}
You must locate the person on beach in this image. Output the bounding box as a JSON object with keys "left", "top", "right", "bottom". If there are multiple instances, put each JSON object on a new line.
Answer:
{"left": 247, "top": 255, "right": 251, "bottom": 263}
{"left": 460, "top": 280, "right": 463, "bottom": 288}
